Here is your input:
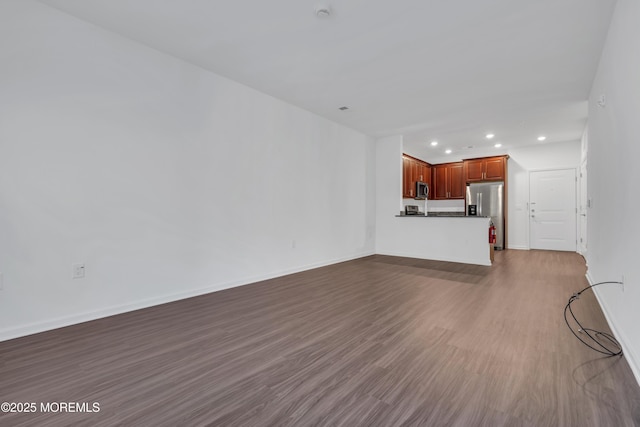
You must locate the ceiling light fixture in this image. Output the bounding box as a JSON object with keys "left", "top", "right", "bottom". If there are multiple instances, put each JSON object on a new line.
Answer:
{"left": 486, "top": 133, "right": 495, "bottom": 139}
{"left": 537, "top": 136, "right": 546, "bottom": 141}
{"left": 445, "top": 149, "right": 452, "bottom": 154}
{"left": 494, "top": 143, "right": 502, "bottom": 148}
{"left": 430, "top": 141, "right": 438, "bottom": 146}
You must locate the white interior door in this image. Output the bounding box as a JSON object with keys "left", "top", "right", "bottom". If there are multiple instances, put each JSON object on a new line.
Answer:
{"left": 578, "top": 160, "right": 588, "bottom": 255}
{"left": 530, "top": 169, "right": 577, "bottom": 251}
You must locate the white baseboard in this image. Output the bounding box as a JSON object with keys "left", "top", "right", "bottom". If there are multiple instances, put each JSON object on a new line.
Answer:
{"left": 0, "top": 250, "right": 375, "bottom": 343}
{"left": 586, "top": 271, "right": 640, "bottom": 388}
{"left": 375, "top": 250, "right": 491, "bottom": 266}
{"left": 507, "top": 245, "right": 529, "bottom": 250}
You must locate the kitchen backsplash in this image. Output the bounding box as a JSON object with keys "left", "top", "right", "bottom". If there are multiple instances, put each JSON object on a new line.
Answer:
{"left": 426, "top": 199, "right": 465, "bottom": 212}
{"left": 401, "top": 198, "right": 465, "bottom": 213}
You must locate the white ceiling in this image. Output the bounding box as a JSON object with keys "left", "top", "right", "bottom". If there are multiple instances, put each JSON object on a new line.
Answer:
{"left": 39, "top": 0, "right": 616, "bottom": 162}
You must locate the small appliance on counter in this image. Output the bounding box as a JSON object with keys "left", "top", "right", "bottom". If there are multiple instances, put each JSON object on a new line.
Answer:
{"left": 404, "top": 205, "right": 424, "bottom": 216}
{"left": 468, "top": 204, "right": 477, "bottom": 216}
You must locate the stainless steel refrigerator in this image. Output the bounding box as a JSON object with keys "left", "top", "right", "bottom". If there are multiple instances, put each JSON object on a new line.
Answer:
{"left": 466, "top": 182, "right": 505, "bottom": 250}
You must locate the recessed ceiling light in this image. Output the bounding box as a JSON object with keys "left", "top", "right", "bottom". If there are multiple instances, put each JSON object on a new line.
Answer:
{"left": 430, "top": 141, "right": 438, "bottom": 146}
{"left": 445, "top": 149, "right": 452, "bottom": 154}
{"left": 494, "top": 143, "right": 502, "bottom": 148}
{"left": 486, "top": 133, "right": 495, "bottom": 139}
{"left": 537, "top": 136, "right": 546, "bottom": 141}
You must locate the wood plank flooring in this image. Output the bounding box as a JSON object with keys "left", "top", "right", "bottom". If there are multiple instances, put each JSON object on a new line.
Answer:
{"left": 1, "top": 250, "right": 640, "bottom": 426}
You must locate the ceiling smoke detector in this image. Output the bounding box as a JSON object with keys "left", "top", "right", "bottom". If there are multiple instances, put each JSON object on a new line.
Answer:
{"left": 315, "top": 5, "right": 331, "bottom": 17}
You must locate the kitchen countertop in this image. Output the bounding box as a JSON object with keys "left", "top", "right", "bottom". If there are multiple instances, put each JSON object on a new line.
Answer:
{"left": 396, "top": 211, "right": 486, "bottom": 218}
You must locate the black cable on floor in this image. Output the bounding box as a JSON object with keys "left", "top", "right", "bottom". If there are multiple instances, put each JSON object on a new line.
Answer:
{"left": 564, "top": 281, "right": 623, "bottom": 357}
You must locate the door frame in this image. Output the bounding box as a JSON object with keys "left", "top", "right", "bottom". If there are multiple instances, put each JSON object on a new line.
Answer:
{"left": 578, "top": 159, "right": 588, "bottom": 256}
{"left": 528, "top": 167, "right": 578, "bottom": 252}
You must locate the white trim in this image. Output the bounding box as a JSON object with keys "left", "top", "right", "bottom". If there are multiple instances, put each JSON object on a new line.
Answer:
{"left": 375, "top": 250, "right": 491, "bottom": 266}
{"left": 586, "top": 272, "right": 640, "bottom": 388}
{"left": 507, "top": 245, "right": 529, "bottom": 250}
{"left": 577, "top": 158, "right": 588, "bottom": 256}
{"left": 0, "top": 250, "right": 375, "bottom": 343}
{"left": 526, "top": 166, "right": 580, "bottom": 173}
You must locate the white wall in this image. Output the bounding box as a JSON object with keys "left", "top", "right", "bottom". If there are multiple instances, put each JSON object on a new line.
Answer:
{"left": 375, "top": 136, "right": 404, "bottom": 224}
{"left": 0, "top": 1, "right": 375, "bottom": 340}
{"left": 506, "top": 141, "right": 581, "bottom": 249}
{"left": 586, "top": 0, "right": 640, "bottom": 384}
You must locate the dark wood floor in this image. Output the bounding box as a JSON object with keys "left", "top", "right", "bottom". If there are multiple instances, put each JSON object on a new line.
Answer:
{"left": 2, "top": 250, "right": 640, "bottom": 426}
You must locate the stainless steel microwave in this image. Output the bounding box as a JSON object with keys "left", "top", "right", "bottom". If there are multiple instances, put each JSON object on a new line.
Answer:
{"left": 415, "top": 181, "right": 429, "bottom": 199}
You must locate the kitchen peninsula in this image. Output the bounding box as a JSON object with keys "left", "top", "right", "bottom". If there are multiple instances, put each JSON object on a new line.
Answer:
{"left": 383, "top": 214, "right": 492, "bottom": 266}
{"left": 374, "top": 152, "right": 508, "bottom": 267}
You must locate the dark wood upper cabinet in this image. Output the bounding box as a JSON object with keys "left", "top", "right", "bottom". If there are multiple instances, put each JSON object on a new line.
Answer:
{"left": 464, "top": 155, "right": 508, "bottom": 182}
{"left": 403, "top": 154, "right": 506, "bottom": 200}
{"left": 402, "top": 154, "right": 431, "bottom": 199}
{"left": 402, "top": 155, "right": 413, "bottom": 198}
{"left": 449, "top": 163, "right": 465, "bottom": 198}
{"left": 432, "top": 162, "right": 464, "bottom": 200}
{"left": 419, "top": 162, "right": 431, "bottom": 190}
{"left": 411, "top": 161, "right": 420, "bottom": 187}
{"left": 464, "top": 159, "right": 484, "bottom": 181}
{"left": 484, "top": 156, "right": 506, "bottom": 180}
{"left": 433, "top": 164, "right": 448, "bottom": 199}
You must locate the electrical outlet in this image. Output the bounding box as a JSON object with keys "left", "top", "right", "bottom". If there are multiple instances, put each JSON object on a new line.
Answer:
{"left": 72, "top": 263, "right": 85, "bottom": 279}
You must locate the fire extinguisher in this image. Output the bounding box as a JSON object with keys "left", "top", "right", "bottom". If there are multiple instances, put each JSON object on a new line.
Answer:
{"left": 489, "top": 222, "right": 496, "bottom": 244}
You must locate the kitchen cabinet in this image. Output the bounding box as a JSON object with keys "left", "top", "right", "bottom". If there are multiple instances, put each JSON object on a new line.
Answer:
{"left": 402, "top": 154, "right": 431, "bottom": 198}
{"left": 464, "top": 155, "right": 508, "bottom": 182}
{"left": 403, "top": 156, "right": 412, "bottom": 198}
{"left": 432, "top": 162, "right": 465, "bottom": 199}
